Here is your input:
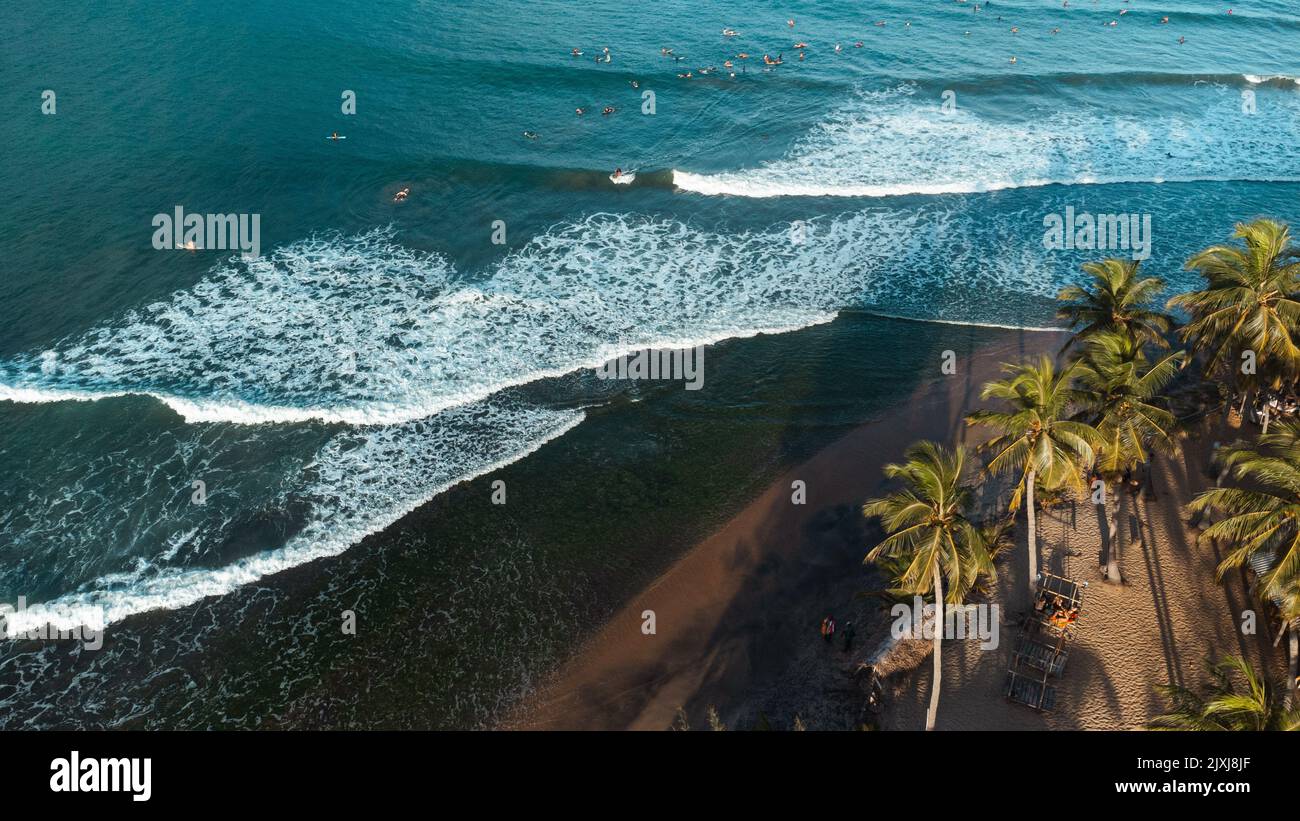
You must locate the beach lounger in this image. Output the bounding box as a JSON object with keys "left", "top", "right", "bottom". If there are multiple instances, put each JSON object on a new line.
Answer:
{"left": 1004, "top": 670, "right": 1056, "bottom": 712}
{"left": 1012, "top": 635, "right": 1069, "bottom": 677}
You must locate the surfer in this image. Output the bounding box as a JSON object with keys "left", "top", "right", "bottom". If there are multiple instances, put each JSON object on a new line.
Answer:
{"left": 523, "top": 131, "right": 538, "bottom": 140}
{"left": 393, "top": 187, "right": 410, "bottom": 203}
{"left": 570, "top": 48, "right": 582, "bottom": 56}
{"left": 602, "top": 105, "right": 615, "bottom": 115}
{"left": 612, "top": 167, "right": 622, "bottom": 179}
{"left": 575, "top": 107, "right": 586, "bottom": 115}
{"left": 329, "top": 131, "right": 342, "bottom": 141}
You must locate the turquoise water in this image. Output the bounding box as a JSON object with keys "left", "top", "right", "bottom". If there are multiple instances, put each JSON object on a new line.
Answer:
{"left": 1, "top": 0, "right": 1299, "bottom": 726}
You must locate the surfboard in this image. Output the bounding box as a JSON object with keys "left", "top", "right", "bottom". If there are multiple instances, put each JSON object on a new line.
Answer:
{"left": 327, "top": 136, "right": 347, "bottom": 140}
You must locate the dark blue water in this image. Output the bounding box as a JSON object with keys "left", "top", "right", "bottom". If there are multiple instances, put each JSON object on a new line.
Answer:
{"left": 1, "top": 0, "right": 1298, "bottom": 725}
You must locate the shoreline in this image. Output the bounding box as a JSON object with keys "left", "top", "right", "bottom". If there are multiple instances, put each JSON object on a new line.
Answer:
{"left": 503, "top": 327, "right": 1061, "bottom": 730}
{"left": 504, "top": 327, "right": 1285, "bottom": 731}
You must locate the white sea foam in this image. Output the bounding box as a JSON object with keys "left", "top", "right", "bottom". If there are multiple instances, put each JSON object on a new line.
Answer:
{"left": 673, "top": 83, "right": 1300, "bottom": 198}
{"left": 4, "top": 402, "right": 584, "bottom": 633}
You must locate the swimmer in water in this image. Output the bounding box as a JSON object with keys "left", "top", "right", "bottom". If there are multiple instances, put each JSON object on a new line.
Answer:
{"left": 630, "top": 80, "right": 639, "bottom": 88}
{"left": 787, "top": 19, "right": 795, "bottom": 27}
{"left": 1178, "top": 35, "right": 1186, "bottom": 44}
{"left": 522, "top": 130, "right": 538, "bottom": 139}
{"left": 393, "top": 187, "right": 410, "bottom": 203}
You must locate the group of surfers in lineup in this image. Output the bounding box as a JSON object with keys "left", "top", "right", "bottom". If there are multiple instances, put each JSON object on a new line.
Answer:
{"left": 330, "top": 3, "right": 1213, "bottom": 199}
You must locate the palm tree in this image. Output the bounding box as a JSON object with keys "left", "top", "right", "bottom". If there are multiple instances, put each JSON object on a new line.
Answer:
{"left": 1168, "top": 219, "right": 1300, "bottom": 412}
{"left": 1191, "top": 420, "right": 1300, "bottom": 604}
{"left": 862, "top": 441, "right": 999, "bottom": 731}
{"left": 1056, "top": 258, "right": 1172, "bottom": 351}
{"left": 967, "top": 357, "right": 1098, "bottom": 602}
{"left": 1274, "top": 578, "right": 1300, "bottom": 701}
{"left": 1149, "top": 654, "right": 1299, "bottom": 730}
{"left": 1073, "top": 331, "right": 1184, "bottom": 582}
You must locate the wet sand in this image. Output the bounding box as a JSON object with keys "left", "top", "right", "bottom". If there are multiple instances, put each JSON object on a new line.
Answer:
{"left": 504, "top": 325, "right": 1070, "bottom": 730}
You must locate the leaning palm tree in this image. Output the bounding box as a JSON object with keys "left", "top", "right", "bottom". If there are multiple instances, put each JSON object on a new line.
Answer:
{"left": 1073, "top": 331, "right": 1184, "bottom": 582}
{"left": 1148, "top": 654, "right": 1300, "bottom": 731}
{"left": 1056, "top": 258, "right": 1173, "bottom": 351}
{"left": 967, "top": 357, "right": 1098, "bottom": 601}
{"left": 1191, "top": 420, "right": 1300, "bottom": 604}
{"left": 1168, "top": 219, "right": 1300, "bottom": 408}
{"left": 862, "top": 441, "right": 998, "bottom": 732}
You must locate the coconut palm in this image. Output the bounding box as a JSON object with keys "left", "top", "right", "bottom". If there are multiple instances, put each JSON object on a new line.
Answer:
{"left": 1274, "top": 578, "right": 1300, "bottom": 700}
{"left": 1073, "top": 331, "right": 1184, "bottom": 582}
{"left": 1191, "top": 420, "right": 1300, "bottom": 604}
{"left": 966, "top": 357, "right": 1098, "bottom": 601}
{"left": 1168, "top": 219, "right": 1300, "bottom": 406}
{"left": 1055, "top": 258, "right": 1173, "bottom": 351}
{"left": 862, "top": 441, "right": 999, "bottom": 731}
{"left": 1149, "top": 654, "right": 1300, "bottom": 731}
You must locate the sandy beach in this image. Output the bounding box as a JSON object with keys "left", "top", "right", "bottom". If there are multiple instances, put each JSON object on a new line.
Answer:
{"left": 505, "top": 324, "right": 1285, "bottom": 731}
{"left": 500, "top": 326, "right": 1026, "bottom": 729}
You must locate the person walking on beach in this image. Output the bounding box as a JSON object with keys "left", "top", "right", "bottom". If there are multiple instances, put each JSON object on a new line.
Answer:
{"left": 841, "top": 621, "right": 855, "bottom": 653}
{"left": 821, "top": 616, "right": 836, "bottom": 643}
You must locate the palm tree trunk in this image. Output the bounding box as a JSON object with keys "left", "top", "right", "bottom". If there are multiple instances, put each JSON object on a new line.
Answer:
{"left": 1104, "top": 484, "right": 1122, "bottom": 584}
{"left": 1289, "top": 624, "right": 1298, "bottom": 705}
{"left": 1262, "top": 403, "right": 1272, "bottom": 435}
{"left": 1026, "top": 469, "right": 1037, "bottom": 604}
{"left": 925, "top": 562, "right": 943, "bottom": 731}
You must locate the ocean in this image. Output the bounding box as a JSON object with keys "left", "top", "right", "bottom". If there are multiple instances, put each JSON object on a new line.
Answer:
{"left": 1, "top": 0, "right": 1298, "bottom": 727}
